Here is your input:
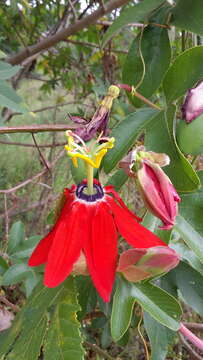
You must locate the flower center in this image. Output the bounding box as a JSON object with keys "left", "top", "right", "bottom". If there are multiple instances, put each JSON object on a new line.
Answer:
{"left": 76, "top": 181, "right": 104, "bottom": 202}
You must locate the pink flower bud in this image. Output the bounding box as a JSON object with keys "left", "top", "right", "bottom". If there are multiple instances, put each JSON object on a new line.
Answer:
{"left": 182, "top": 80, "right": 203, "bottom": 123}
{"left": 137, "top": 159, "right": 180, "bottom": 230}
{"left": 117, "top": 247, "right": 180, "bottom": 282}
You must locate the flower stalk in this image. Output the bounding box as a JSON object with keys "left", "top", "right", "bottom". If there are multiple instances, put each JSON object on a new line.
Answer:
{"left": 179, "top": 323, "right": 203, "bottom": 352}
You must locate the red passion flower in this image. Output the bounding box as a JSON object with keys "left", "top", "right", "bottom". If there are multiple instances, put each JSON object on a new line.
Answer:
{"left": 28, "top": 179, "right": 166, "bottom": 302}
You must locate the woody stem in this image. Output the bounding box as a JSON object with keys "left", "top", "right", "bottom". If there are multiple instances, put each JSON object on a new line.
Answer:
{"left": 86, "top": 163, "right": 94, "bottom": 195}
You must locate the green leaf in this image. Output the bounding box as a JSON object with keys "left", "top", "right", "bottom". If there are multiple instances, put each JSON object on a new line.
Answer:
{"left": 2, "top": 263, "right": 33, "bottom": 285}
{"left": 172, "top": 0, "right": 203, "bottom": 37}
{"left": 122, "top": 8, "right": 171, "bottom": 107}
{"left": 0, "top": 282, "right": 63, "bottom": 358}
{"left": 0, "top": 80, "right": 28, "bottom": 113}
{"left": 170, "top": 262, "right": 203, "bottom": 317}
{"left": 144, "top": 312, "right": 175, "bottom": 360}
{"left": 171, "top": 242, "right": 203, "bottom": 276}
{"left": 179, "top": 171, "right": 203, "bottom": 236}
{"left": 103, "top": 108, "right": 158, "bottom": 173}
{"left": 143, "top": 212, "right": 171, "bottom": 244}
{"left": 177, "top": 113, "right": 203, "bottom": 156}
{"left": 111, "top": 279, "right": 136, "bottom": 341}
{"left": 0, "top": 256, "right": 9, "bottom": 275}
{"left": 24, "top": 272, "right": 41, "bottom": 297}
{"left": 163, "top": 46, "right": 203, "bottom": 103}
{"left": 145, "top": 105, "right": 200, "bottom": 192}
{"left": 0, "top": 61, "right": 21, "bottom": 80}
{"left": 7, "top": 221, "right": 25, "bottom": 254}
{"left": 105, "top": 169, "right": 128, "bottom": 191}
{"left": 6, "top": 317, "right": 47, "bottom": 360}
{"left": 111, "top": 278, "right": 182, "bottom": 341}
{"left": 174, "top": 215, "right": 203, "bottom": 263}
{"left": 76, "top": 276, "right": 97, "bottom": 321}
{"left": 44, "top": 277, "right": 84, "bottom": 360}
{"left": 11, "top": 235, "right": 41, "bottom": 259}
{"left": 102, "top": 0, "right": 165, "bottom": 47}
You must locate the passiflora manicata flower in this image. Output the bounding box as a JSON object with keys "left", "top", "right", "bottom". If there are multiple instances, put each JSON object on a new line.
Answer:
{"left": 182, "top": 80, "right": 203, "bottom": 123}
{"left": 28, "top": 178, "right": 166, "bottom": 302}
{"left": 28, "top": 132, "right": 166, "bottom": 302}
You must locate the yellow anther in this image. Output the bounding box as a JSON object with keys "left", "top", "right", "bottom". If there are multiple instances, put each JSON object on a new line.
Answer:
{"left": 65, "top": 131, "right": 115, "bottom": 169}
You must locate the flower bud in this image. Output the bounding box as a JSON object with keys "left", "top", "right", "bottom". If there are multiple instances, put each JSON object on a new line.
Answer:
{"left": 177, "top": 113, "right": 203, "bottom": 155}
{"left": 182, "top": 80, "right": 203, "bottom": 123}
{"left": 117, "top": 247, "right": 180, "bottom": 282}
{"left": 137, "top": 159, "right": 180, "bottom": 230}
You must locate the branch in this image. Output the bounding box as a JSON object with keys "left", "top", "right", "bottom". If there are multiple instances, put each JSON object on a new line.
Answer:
{"left": 0, "top": 149, "right": 65, "bottom": 194}
{"left": 84, "top": 341, "right": 115, "bottom": 360}
{"left": 184, "top": 323, "right": 203, "bottom": 331}
{"left": 65, "top": 38, "right": 127, "bottom": 53}
{"left": 0, "top": 140, "right": 67, "bottom": 148}
{"left": 0, "top": 124, "right": 76, "bottom": 134}
{"left": 0, "top": 194, "right": 58, "bottom": 220}
{"left": 0, "top": 296, "right": 20, "bottom": 313}
{"left": 179, "top": 334, "right": 203, "bottom": 360}
{"left": 6, "top": 0, "right": 131, "bottom": 65}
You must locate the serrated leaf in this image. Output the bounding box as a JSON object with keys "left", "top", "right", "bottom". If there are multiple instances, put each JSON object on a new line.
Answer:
{"left": 76, "top": 276, "right": 97, "bottom": 321}
{"left": 144, "top": 312, "right": 175, "bottom": 360}
{"left": 145, "top": 105, "right": 200, "bottom": 192}
{"left": 111, "top": 277, "right": 182, "bottom": 341}
{"left": 172, "top": 0, "right": 203, "bottom": 37}
{"left": 102, "top": 0, "right": 165, "bottom": 47}
{"left": 174, "top": 215, "right": 203, "bottom": 263}
{"left": 0, "top": 282, "right": 64, "bottom": 358}
{"left": 163, "top": 46, "right": 203, "bottom": 103}
{"left": 0, "top": 61, "right": 21, "bottom": 80}
{"left": 122, "top": 7, "right": 171, "bottom": 107}
{"left": 0, "top": 80, "right": 27, "bottom": 113}
{"left": 7, "top": 317, "right": 47, "bottom": 360}
{"left": 7, "top": 221, "right": 25, "bottom": 254}
{"left": 44, "top": 277, "right": 84, "bottom": 360}
{"left": 103, "top": 108, "right": 158, "bottom": 173}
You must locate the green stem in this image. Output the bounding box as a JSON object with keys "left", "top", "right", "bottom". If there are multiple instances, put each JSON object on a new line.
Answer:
{"left": 86, "top": 163, "right": 94, "bottom": 195}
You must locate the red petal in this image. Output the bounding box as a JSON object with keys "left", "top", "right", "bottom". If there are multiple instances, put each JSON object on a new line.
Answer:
{"left": 107, "top": 196, "right": 166, "bottom": 248}
{"left": 28, "top": 192, "right": 74, "bottom": 266}
{"left": 44, "top": 202, "right": 89, "bottom": 287}
{"left": 83, "top": 201, "right": 118, "bottom": 302}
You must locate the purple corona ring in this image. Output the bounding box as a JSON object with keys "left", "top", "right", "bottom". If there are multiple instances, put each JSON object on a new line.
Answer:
{"left": 182, "top": 80, "right": 203, "bottom": 123}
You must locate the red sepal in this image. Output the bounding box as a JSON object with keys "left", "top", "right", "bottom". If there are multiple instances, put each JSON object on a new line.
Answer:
{"left": 105, "top": 185, "right": 142, "bottom": 222}
{"left": 106, "top": 195, "right": 166, "bottom": 248}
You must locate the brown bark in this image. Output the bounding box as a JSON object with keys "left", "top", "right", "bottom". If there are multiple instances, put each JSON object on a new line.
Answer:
{"left": 6, "top": 0, "right": 130, "bottom": 65}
